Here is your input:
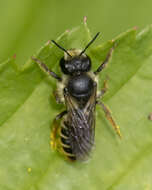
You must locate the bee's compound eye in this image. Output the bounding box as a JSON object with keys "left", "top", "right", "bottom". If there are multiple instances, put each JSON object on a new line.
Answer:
{"left": 60, "top": 57, "right": 69, "bottom": 74}
{"left": 81, "top": 56, "right": 91, "bottom": 72}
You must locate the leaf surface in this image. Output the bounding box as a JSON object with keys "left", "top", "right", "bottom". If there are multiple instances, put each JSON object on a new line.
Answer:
{"left": 0, "top": 22, "right": 152, "bottom": 190}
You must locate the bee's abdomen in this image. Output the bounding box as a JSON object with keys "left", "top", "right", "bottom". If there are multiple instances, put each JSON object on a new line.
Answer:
{"left": 60, "top": 123, "right": 76, "bottom": 161}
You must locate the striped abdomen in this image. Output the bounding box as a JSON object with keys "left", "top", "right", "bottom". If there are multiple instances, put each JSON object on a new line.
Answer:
{"left": 60, "top": 122, "right": 76, "bottom": 161}
{"left": 59, "top": 118, "right": 94, "bottom": 161}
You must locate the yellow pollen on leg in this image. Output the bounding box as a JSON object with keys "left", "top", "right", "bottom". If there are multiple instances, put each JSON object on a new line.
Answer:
{"left": 50, "top": 139, "right": 56, "bottom": 149}
{"left": 116, "top": 125, "right": 122, "bottom": 138}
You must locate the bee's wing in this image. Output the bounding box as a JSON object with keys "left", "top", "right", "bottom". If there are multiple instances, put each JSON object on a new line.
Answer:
{"left": 64, "top": 86, "right": 96, "bottom": 160}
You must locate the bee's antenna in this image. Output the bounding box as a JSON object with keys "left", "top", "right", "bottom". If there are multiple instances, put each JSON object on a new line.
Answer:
{"left": 51, "top": 40, "right": 72, "bottom": 57}
{"left": 79, "top": 32, "right": 100, "bottom": 56}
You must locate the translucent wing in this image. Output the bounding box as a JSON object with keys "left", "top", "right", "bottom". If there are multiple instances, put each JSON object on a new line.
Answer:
{"left": 64, "top": 86, "right": 96, "bottom": 160}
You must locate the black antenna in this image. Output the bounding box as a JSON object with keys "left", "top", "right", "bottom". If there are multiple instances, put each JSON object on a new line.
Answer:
{"left": 51, "top": 40, "right": 72, "bottom": 57}
{"left": 79, "top": 32, "right": 100, "bottom": 56}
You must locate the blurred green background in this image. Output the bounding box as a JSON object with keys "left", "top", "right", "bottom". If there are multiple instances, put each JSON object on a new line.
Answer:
{"left": 0, "top": 0, "right": 152, "bottom": 65}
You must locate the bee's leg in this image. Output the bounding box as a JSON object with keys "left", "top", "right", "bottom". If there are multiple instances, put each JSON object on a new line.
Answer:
{"left": 50, "top": 110, "right": 67, "bottom": 149}
{"left": 53, "top": 90, "right": 63, "bottom": 104}
{"left": 96, "top": 101, "right": 122, "bottom": 138}
{"left": 94, "top": 46, "right": 115, "bottom": 75}
{"left": 97, "top": 79, "right": 108, "bottom": 99}
{"left": 31, "top": 56, "right": 62, "bottom": 81}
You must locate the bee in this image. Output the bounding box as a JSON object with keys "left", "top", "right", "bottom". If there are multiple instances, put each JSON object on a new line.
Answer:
{"left": 32, "top": 32, "right": 121, "bottom": 161}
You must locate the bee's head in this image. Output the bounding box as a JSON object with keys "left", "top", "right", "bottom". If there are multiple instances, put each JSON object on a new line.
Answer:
{"left": 59, "top": 50, "right": 91, "bottom": 75}
{"left": 51, "top": 32, "right": 100, "bottom": 75}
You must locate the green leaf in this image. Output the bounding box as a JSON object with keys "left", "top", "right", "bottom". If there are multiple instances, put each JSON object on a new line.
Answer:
{"left": 1, "top": 21, "right": 152, "bottom": 190}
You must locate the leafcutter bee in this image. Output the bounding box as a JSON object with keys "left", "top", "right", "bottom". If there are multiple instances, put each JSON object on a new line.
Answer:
{"left": 32, "top": 32, "right": 121, "bottom": 161}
